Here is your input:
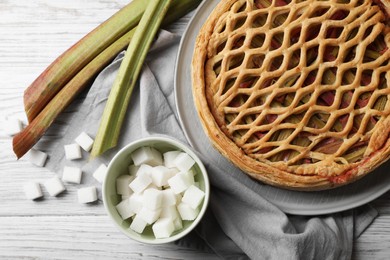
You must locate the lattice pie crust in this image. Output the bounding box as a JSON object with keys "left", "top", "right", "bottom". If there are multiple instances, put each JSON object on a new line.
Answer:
{"left": 192, "top": 0, "right": 390, "bottom": 190}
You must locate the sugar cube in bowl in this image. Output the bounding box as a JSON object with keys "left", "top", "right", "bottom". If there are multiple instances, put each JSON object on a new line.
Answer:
{"left": 102, "top": 136, "right": 210, "bottom": 244}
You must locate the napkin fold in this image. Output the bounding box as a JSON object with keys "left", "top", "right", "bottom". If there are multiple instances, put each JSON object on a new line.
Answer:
{"left": 41, "top": 25, "right": 377, "bottom": 259}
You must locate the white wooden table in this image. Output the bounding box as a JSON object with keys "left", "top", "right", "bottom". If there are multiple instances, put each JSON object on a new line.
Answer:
{"left": 0, "top": 1, "right": 389, "bottom": 259}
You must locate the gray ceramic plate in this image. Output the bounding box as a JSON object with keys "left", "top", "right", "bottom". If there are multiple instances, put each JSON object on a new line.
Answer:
{"left": 174, "top": 0, "right": 390, "bottom": 215}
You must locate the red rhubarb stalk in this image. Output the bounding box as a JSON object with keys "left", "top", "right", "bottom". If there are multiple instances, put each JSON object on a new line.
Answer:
{"left": 23, "top": 0, "right": 149, "bottom": 123}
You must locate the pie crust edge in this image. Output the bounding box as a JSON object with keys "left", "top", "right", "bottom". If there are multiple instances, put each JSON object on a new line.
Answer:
{"left": 191, "top": 0, "right": 390, "bottom": 191}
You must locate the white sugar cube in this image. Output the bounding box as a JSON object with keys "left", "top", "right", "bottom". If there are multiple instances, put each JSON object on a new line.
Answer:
{"left": 151, "top": 166, "right": 176, "bottom": 187}
{"left": 149, "top": 147, "right": 163, "bottom": 165}
{"left": 152, "top": 218, "right": 174, "bottom": 239}
{"left": 128, "top": 164, "right": 139, "bottom": 175}
{"left": 138, "top": 207, "right": 161, "bottom": 224}
{"left": 129, "top": 193, "right": 143, "bottom": 214}
{"left": 146, "top": 182, "right": 162, "bottom": 190}
{"left": 92, "top": 164, "right": 107, "bottom": 183}
{"left": 131, "top": 146, "right": 163, "bottom": 166}
{"left": 64, "top": 143, "right": 82, "bottom": 160}
{"left": 77, "top": 186, "right": 97, "bottom": 203}
{"left": 122, "top": 195, "right": 130, "bottom": 200}
{"left": 160, "top": 206, "right": 179, "bottom": 220}
{"left": 183, "top": 170, "right": 195, "bottom": 186}
{"left": 173, "top": 152, "right": 195, "bottom": 172}
{"left": 3, "top": 117, "right": 22, "bottom": 136}
{"left": 176, "top": 193, "right": 183, "bottom": 204}
{"left": 143, "top": 188, "right": 163, "bottom": 210}
{"left": 177, "top": 202, "right": 200, "bottom": 220}
{"left": 27, "top": 149, "right": 48, "bottom": 167}
{"left": 189, "top": 168, "right": 198, "bottom": 176}
{"left": 163, "top": 151, "right": 181, "bottom": 168}
{"left": 44, "top": 176, "right": 66, "bottom": 197}
{"left": 116, "top": 198, "right": 134, "bottom": 219}
{"left": 23, "top": 182, "right": 43, "bottom": 200}
{"left": 130, "top": 214, "right": 147, "bottom": 234}
{"left": 167, "top": 172, "right": 193, "bottom": 194}
{"left": 136, "top": 164, "right": 153, "bottom": 178}
{"left": 62, "top": 166, "right": 83, "bottom": 184}
{"left": 129, "top": 174, "right": 152, "bottom": 194}
{"left": 116, "top": 175, "right": 134, "bottom": 195}
{"left": 182, "top": 185, "right": 205, "bottom": 209}
{"left": 75, "top": 132, "right": 94, "bottom": 152}
{"left": 161, "top": 189, "right": 177, "bottom": 207}
{"left": 173, "top": 217, "right": 183, "bottom": 231}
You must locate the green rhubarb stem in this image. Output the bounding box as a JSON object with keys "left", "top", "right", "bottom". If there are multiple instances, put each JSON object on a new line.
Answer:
{"left": 24, "top": 0, "right": 149, "bottom": 123}
{"left": 13, "top": 29, "right": 136, "bottom": 159}
{"left": 374, "top": 96, "right": 387, "bottom": 111}
{"left": 91, "top": 0, "right": 172, "bottom": 158}
{"left": 13, "top": 0, "right": 201, "bottom": 159}
{"left": 365, "top": 49, "right": 381, "bottom": 60}
{"left": 255, "top": 0, "right": 272, "bottom": 8}
{"left": 344, "top": 147, "right": 366, "bottom": 163}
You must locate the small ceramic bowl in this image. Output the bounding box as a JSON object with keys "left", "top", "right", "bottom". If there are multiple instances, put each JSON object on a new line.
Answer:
{"left": 102, "top": 136, "right": 210, "bottom": 244}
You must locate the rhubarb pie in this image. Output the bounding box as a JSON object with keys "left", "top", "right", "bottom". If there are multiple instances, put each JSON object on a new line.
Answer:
{"left": 192, "top": 0, "right": 390, "bottom": 190}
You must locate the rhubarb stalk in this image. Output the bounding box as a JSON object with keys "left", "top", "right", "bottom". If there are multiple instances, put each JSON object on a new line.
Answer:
{"left": 91, "top": 0, "right": 173, "bottom": 158}
{"left": 13, "top": 0, "right": 201, "bottom": 159}
{"left": 13, "top": 29, "right": 136, "bottom": 159}
{"left": 24, "top": 0, "right": 149, "bottom": 123}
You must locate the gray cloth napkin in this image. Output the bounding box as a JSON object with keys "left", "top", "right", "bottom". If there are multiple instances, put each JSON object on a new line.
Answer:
{"left": 39, "top": 26, "right": 378, "bottom": 259}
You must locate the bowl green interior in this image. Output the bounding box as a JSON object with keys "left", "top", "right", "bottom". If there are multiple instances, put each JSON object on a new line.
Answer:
{"left": 103, "top": 136, "right": 210, "bottom": 244}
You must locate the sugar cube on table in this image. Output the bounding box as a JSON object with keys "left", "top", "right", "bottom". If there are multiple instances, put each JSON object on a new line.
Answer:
{"left": 75, "top": 132, "right": 94, "bottom": 152}
{"left": 161, "top": 189, "right": 177, "bottom": 207}
{"left": 44, "top": 176, "right": 66, "bottom": 197}
{"left": 163, "top": 151, "right": 181, "bottom": 168}
{"left": 167, "top": 172, "right": 193, "bottom": 194}
{"left": 27, "top": 149, "right": 48, "bottom": 167}
{"left": 77, "top": 186, "right": 98, "bottom": 203}
{"left": 152, "top": 218, "right": 175, "bottom": 239}
{"left": 116, "top": 175, "right": 134, "bottom": 195}
{"left": 173, "top": 152, "right": 195, "bottom": 172}
{"left": 177, "top": 202, "right": 200, "bottom": 221}
{"left": 128, "top": 164, "right": 139, "bottom": 175}
{"left": 182, "top": 185, "right": 205, "bottom": 209}
{"left": 92, "top": 164, "right": 107, "bottom": 183}
{"left": 129, "top": 193, "right": 143, "bottom": 214}
{"left": 3, "top": 117, "right": 22, "bottom": 136}
{"left": 143, "top": 188, "right": 163, "bottom": 210}
{"left": 64, "top": 143, "right": 82, "bottom": 160}
{"left": 129, "top": 174, "right": 152, "bottom": 194}
{"left": 138, "top": 207, "right": 162, "bottom": 224}
{"left": 136, "top": 164, "right": 153, "bottom": 178}
{"left": 115, "top": 198, "right": 134, "bottom": 219}
{"left": 151, "top": 166, "right": 176, "bottom": 187}
{"left": 23, "top": 182, "right": 43, "bottom": 200}
{"left": 130, "top": 214, "right": 147, "bottom": 234}
{"left": 62, "top": 166, "right": 83, "bottom": 184}
{"left": 131, "top": 146, "right": 163, "bottom": 166}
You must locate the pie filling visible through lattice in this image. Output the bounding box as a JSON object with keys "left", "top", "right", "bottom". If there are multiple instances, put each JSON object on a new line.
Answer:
{"left": 192, "top": 0, "right": 390, "bottom": 190}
